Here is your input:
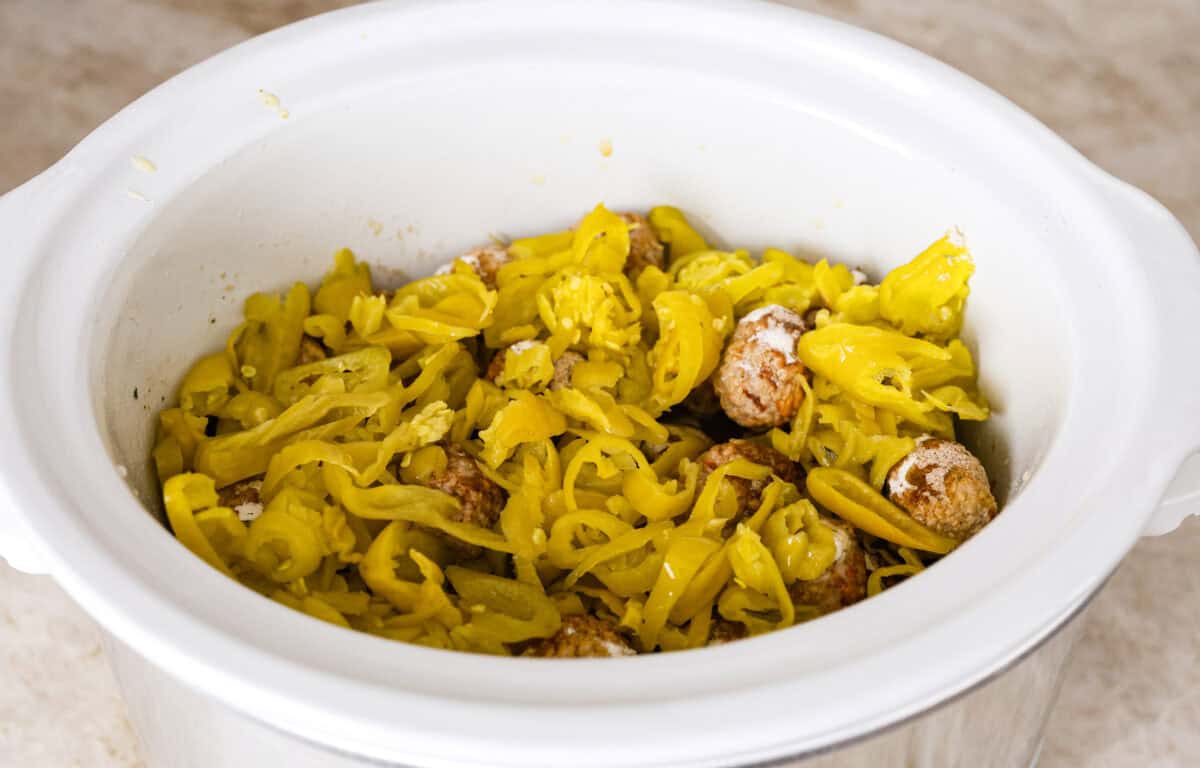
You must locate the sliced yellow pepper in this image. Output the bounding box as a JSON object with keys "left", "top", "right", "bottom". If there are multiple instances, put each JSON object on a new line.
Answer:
{"left": 806, "top": 467, "right": 959, "bottom": 553}
{"left": 879, "top": 233, "right": 973, "bottom": 340}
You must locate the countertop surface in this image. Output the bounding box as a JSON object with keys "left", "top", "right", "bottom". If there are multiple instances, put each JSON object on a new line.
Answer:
{"left": 1, "top": 1, "right": 1197, "bottom": 766}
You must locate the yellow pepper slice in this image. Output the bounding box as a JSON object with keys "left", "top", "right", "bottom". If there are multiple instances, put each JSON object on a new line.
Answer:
{"left": 645, "top": 290, "right": 724, "bottom": 414}
{"left": 315, "top": 248, "right": 373, "bottom": 323}
{"left": 570, "top": 204, "right": 630, "bottom": 274}
{"left": 647, "top": 206, "right": 708, "bottom": 260}
{"left": 236, "top": 282, "right": 311, "bottom": 393}
{"left": 163, "top": 473, "right": 239, "bottom": 577}
{"left": 760, "top": 499, "right": 839, "bottom": 583}
{"left": 639, "top": 535, "right": 721, "bottom": 650}
{"left": 179, "top": 353, "right": 236, "bottom": 417}
{"left": 478, "top": 391, "right": 567, "bottom": 468}
{"left": 806, "top": 467, "right": 959, "bottom": 553}
{"left": 879, "top": 233, "right": 973, "bottom": 340}
{"left": 446, "top": 566, "right": 561, "bottom": 645}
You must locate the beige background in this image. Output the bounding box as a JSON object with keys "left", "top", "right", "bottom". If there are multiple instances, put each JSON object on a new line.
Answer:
{"left": 1, "top": 1, "right": 1197, "bottom": 766}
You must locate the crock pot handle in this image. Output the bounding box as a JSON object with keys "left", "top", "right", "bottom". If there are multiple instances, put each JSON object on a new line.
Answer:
{"left": 1093, "top": 173, "right": 1200, "bottom": 536}
{"left": 0, "top": 176, "right": 51, "bottom": 574}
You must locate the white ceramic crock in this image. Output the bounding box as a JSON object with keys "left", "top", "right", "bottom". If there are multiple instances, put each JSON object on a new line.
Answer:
{"left": 2, "top": 2, "right": 1199, "bottom": 766}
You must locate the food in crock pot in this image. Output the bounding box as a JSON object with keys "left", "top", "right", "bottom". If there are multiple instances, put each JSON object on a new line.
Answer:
{"left": 446, "top": 244, "right": 510, "bottom": 289}
{"left": 885, "top": 437, "right": 998, "bottom": 539}
{"left": 619, "top": 212, "right": 666, "bottom": 279}
{"left": 713, "top": 304, "right": 808, "bottom": 429}
{"left": 787, "top": 516, "right": 868, "bottom": 615}
{"left": 421, "top": 443, "right": 507, "bottom": 557}
{"left": 694, "top": 439, "right": 799, "bottom": 523}
{"left": 152, "top": 203, "right": 996, "bottom": 656}
{"left": 524, "top": 614, "right": 637, "bottom": 658}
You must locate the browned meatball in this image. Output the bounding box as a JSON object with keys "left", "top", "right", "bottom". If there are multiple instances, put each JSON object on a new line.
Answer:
{"left": 788, "top": 516, "right": 867, "bottom": 615}
{"left": 707, "top": 618, "right": 749, "bottom": 646}
{"left": 886, "top": 437, "right": 997, "bottom": 540}
{"left": 619, "top": 212, "right": 666, "bottom": 278}
{"left": 695, "top": 440, "right": 798, "bottom": 522}
{"left": 297, "top": 335, "right": 327, "bottom": 365}
{"left": 550, "top": 350, "right": 584, "bottom": 390}
{"left": 525, "top": 614, "right": 636, "bottom": 658}
{"left": 713, "top": 305, "right": 808, "bottom": 429}
{"left": 424, "top": 443, "right": 506, "bottom": 556}
{"left": 217, "top": 477, "right": 264, "bottom": 522}
{"left": 453, "top": 245, "right": 511, "bottom": 289}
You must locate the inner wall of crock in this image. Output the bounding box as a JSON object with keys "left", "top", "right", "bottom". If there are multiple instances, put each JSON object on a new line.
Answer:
{"left": 95, "top": 59, "right": 1067, "bottom": 525}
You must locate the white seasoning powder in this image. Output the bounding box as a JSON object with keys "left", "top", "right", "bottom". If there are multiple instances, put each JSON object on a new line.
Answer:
{"left": 740, "top": 304, "right": 785, "bottom": 324}
{"left": 889, "top": 436, "right": 961, "bottom": 497}
{"left": 460, "top": 251, "right": 483, "bottom": 271}
{"left": 831, "top": 526, "right": 847, "bottom": 561}
{"left": 886, "top": 437, "right": 931, "bottom": 496}
{"left": 235, "top": 502, "right": 263, "bottom": 522}
{"left": 887, "top": 454, "right": 918, "bottom": 496}
{"left": 753, "top": 324, "right": 798, "bottom": 363}
{"left": 601, "top": 639, "right": 636, "bottom": 657}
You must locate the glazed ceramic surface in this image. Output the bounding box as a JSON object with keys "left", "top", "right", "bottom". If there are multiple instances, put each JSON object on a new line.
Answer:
{"left": 1, "top": 2, "right": 1198, "bottom": 766}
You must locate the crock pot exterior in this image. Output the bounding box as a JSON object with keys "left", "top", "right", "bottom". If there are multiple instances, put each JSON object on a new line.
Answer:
{"left": 1, "top": 2, "right": 1198, "bottom": 767}
{"left": 102, "top": 598, "right": 1090, "bottom": 768}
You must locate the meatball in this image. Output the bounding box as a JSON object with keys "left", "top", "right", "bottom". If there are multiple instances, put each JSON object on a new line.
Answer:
{"left": 525, "top": 614, "right": 637, "bottom": 658}
{"left": 707, "top": 618, "right": 748, "bottom": 646}
{"left": 886, "top": 437, "right": 997, "bottom": 540}
{"left": 451, "top": 244, "right": 511, "bottom": 289}
{"left": 619, "top": 212, "right": 666, "bottom": 278}
{"left": 550, "top": 350, "right": 584, "bottom": 390}
{"left": 695, "top": 440, "right": 798, "bottom": 521}
{"left": 713, "top": 304, "right": 808, "bottom": 429}
{"left": 297, "top": 334, "right": 327, "bottom": 365}
{"left": 424, "top": 443, "right": 506, "bottom": 556}
{"left": 788, "top": 516, "right": 867, "bottom": 615}
{"left": 217, "top": 477, "right": 264, "bottom": 522}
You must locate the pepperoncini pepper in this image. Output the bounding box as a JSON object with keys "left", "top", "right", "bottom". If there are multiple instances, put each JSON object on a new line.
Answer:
{"left": 648, "top": 205, "right": 708, "bottom": 261}
{"left": 806, "top": 467, "right": 958, "bottom": 553}
{"left": 879, "top": 232, "right": 973, "bottom": 340}
{"left": 235, "top": 282, "right": 311, "bottom": 393}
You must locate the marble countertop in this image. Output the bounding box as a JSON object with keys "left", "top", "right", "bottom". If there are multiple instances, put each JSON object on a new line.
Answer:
{"left": 1, "top": 1, "right": 1197, "bottom": 766}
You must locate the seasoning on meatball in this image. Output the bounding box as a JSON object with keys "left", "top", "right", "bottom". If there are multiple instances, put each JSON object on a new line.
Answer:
{"left": 619, "top": 212, "right": 666, "bottom": 278}
{"left": 788, "top": 516, "right": 867, "bottom": 615}
{"left": 217, "top": 477, "right": 264, "bottom": 522}
{"left": 297, "top": 334, "right": 327, "bottom": 365}
{"left": 525, "top": 614, "right": 637, "bottom": 658}
{"left": 446, "top": 244, "right": 510, "bottom": 289}
{"left": 423, "top": 443, "right": 506, "bottom": 556}
{"left": 885, "top": 437, "right": 997, "bottom": 540}
{"left": 550, "top": 350, "right": 584, "bottom": 391}
{"left": 713, "top": 304, "right": 808, "bottom": 429}
{"left": 695, "top": 439, "right": 798, "bottom": 522}
{"left": 707, "top": 618, "right": 749, "bottom": 646}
